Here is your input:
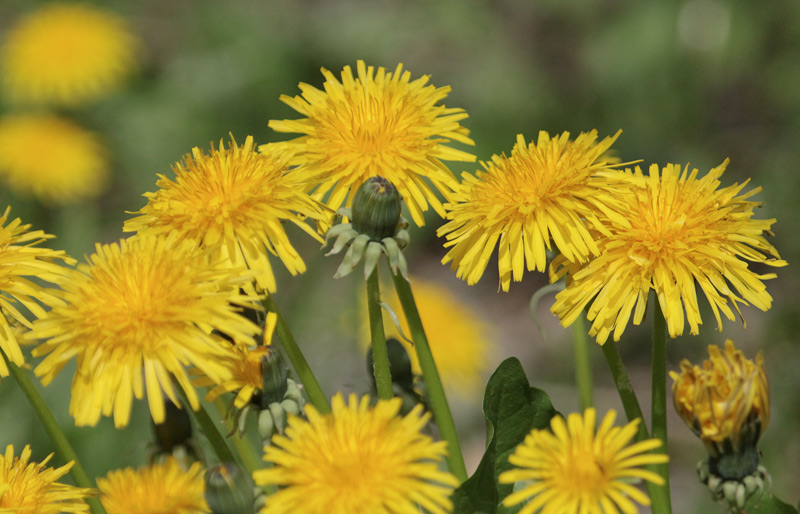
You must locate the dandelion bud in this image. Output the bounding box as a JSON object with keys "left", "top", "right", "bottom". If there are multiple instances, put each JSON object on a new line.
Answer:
{"left": 351, "top": 176, "right": 402, "bottom": 241}
{"left": 151, "top": 400, "right": 193, "bottom": 460}
{"left": 205, "top": 463, "right": 255, "bottom": 514}
{"left": 259, "top": 346, "right": 289, "bottom": 408}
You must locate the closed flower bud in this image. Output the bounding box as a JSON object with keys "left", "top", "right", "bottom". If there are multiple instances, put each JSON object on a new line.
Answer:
{"left": 351, "top": 176, "right": 402, "bottom": 241}
{"left": 205, "top": 463, "right": 255, "bottom": 514}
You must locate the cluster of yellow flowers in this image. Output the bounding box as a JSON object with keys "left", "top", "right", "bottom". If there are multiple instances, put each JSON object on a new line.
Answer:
{"left": 0, "top": 54, "right": 785, "bottom": 514}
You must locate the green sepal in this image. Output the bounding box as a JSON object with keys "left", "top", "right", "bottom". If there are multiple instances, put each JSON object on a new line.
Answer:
{"left": 451, "top": 357, "right": 559, "bottom": 514}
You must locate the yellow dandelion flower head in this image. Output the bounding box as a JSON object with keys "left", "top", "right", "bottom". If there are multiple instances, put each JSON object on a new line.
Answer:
{"left": 671, "top": 340, "right": 769, "bottom": 456}
{"left": 0, "top": 206, "right": 73, "bottom": 376}
{"left": 253, "top": 393, "right": 459, "bottom": 514}
{"left": 265, "top": 60, "right": 476, "bottom": 227}
{"left": 499, "top": 408, "right": 668, "bottom": 514}
{"left": 551, "top": 161, "right": 787, "bottom": 344}
{"left": 125, "top": 136, "right": 327, "bottom": 293}
{"left": 361, "top": 277, "right": 493, "bottom": 396}
{"left": 30, "top": 234, "right": 260, "bottom": 428}
{"left": 98, "top": 458, "right": 208, "bottom": 514}
{"left": 0, "top": 114, "right": 109, "bottom": 204}
{"left": 1, "top": 2, "right": 138, "bottom": 106}
{"left": 438, "top": 130, "right": 630, "bottom": 291}
{"left": 0, "top": 444, "right": 92, "bottom": 514}
{"left": 199, "top": 344, "right": 271, "bottom": 409}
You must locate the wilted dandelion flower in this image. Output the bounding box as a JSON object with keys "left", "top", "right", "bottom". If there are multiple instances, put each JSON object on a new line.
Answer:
{"left": 0, "top": 207, "right": 73, "bottom": 376}
{"left": 0, "top": 114, "right": 108, "bottom": 204}
{"left": 364, "top": 277, "right": 493, "bottom": 396}
{"left": 125, "top": 136, "right": 327, "bottom": 293}
{"left": 253, "top": 393, "right": 459, "bottom": 514}
{"left": 266, "top": 60, "right": 475, "bottom": 226}
{"left": 30, "top": 235, "right": 260, "bottom": 428}
{"left": 1, "top": 2, "right": 138, "bottom": 106}
{"left": 438, "top": 130, "right": 630, "bottom": 291}
{"left": 551, "top": 161, "right": 786, "bottom": 344}
{"left": 98, "top": 458, "right": 209, "bottom": 514}
{"left": 0, "top": 444, "right": 92, "bottom": 513}
{"left": 499, "top": 408, "right": 667, "bottom": 514}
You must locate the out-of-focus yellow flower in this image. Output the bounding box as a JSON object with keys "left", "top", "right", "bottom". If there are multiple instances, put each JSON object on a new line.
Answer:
{"left": 253, "top": 393, "right": 458, "bottom": 514}
{"left": 671, "top": 340, "right": 769, "bottom": 458}
{"left": 0, "top": 206, "right": 73, "bottom": 376}
{"left": 0, "top": 444, "right": 92, "bottom": 513}
{"left": 265, "top": 60, "right": 475, "bottom": 227}
{"left": 0, "top": 114, "right": 108, "bottom": 204}
{"left": 499, "top": 408, "right": 667, "bottom": 514}
{"left": 551, "top": 161, "right": 786, "bottom": 344}
{"left": 30, "top": 235, "right": 260, "bottom": 428}
{"left": 1, "top": 2, "right": 138, "bottom": 106}
{"left": 98, "top": 458, "right": 209, "bottom": 514}
{"left": 125, "top": 136, "right": 327, "bottom": 293}
{"left": 438, "top": 130, "right": 630, "bottom": 291}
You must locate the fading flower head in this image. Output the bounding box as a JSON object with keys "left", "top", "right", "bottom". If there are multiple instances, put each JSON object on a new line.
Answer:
{"left": 0, "top": 444, "right": 92, "bottom": 514}
{"left": 265, "top": 60, "right": 475, "bottom": 226}
{"left": 438, "top": 130, "right": 629, "bottom": 291}
{"left": 0, "top": 207, "right": 73, "bottom": 376}
{"left": 98, "top": 458, "right": 209, "bottom": 514}
{"left": 125, "top": 136, "right": 327, "bottom": 293}
{"left": 671, "top": 340, "right": 769, "bottom": 459}
{"left": 499, "top": 408, "right": 667, "bottom": 514}
{"left": 253, "top": 393, "right": 459, "bottom": 514}
{"left": 1, "top": 2, "right": 138, "bottom": 106}
{"left": 0, "top": 114, "right": 108, "bottom": 204}
{"left": 30, "top": 235, "right": 260, "bottom": 428}
{"left": 551, "top": 161, "right": 786, "bottom": 344}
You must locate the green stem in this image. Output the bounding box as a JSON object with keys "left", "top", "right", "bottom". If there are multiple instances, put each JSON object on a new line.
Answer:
{"left": 571, "top": 314, "right": 594, "bottom": 411}
{"left": 6, "top": 358, "right": 106, "bottom": 514}
{"left": 212, "top": 398, "right": 261, "bottom": 474}
{"left": 366, "top": 269, "right": 393, "bottom": 400}
{"left": 600, "top": 340, "right": 648, "bottom": 436}
{"left": 651, "top": 305, "right": 673, "bottom": 513}
{"left": 262, "top": 295, "right": 331, "bottom": 415}
{"left": 390, "top": 273, "right": 467, "bottom": 482}
{"left": 177, "top": 388, "right": 237, "bottom": 465}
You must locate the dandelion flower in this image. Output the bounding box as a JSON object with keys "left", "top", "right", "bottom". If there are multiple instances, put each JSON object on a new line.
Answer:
{"left": 125, "top": 136, "right": 327, "bottom": 293}
{"left": 1, "top": 2, "right": 138, "bottom": 106}
{"left": 98, "top": 458, "right": 209, "bottom": 514}
{"left": 438, "top": 130, "right": 630, "bottom": 291}
{"left": 253, "top": 393, "right": 459, "bottom": 514}
{"left": 0, "top": 114, "right": 108, "bottom": 204}
{"left": 265, "top": 60, "right": 476, "bottom": 226}
{"left": 0, "top": 444, "right": 92, "bottom": 513}
{"left": 363, "top": 277, "right": 493, "bottom": 395}
{"left": 199, "top": 345, "right": 271, "bottom": 409}
{"left": 0, "top": 207, "right": 73, "bottom": 376}
{"left": 551, "top": 161, "right": 787, "bottom": 344}
{"left": 30, "top": 235, "right": 260, "bottom": 428}
{"left": 499, "top": 408, "right": 667, "bottom": 514}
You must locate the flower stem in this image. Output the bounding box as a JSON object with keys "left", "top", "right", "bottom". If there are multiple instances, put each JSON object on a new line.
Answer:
{"left": 212, "top": 398, "right": 261, "bottom": 475}
{"left": 6, "top": 358, "right": 106, "bottom": 514}
{"left": 390, "top": 273, "right": 467, "bottom": 482}
{"left": 571, "top": 314, "right": 594, "bottom": 410}
{"left": 262, "top": 295, "right": 331, "bottom": 415}
{"left": 600, "top": 340, "right": 648, "bottom": 436}
{"left": 651, "top": 305, "right": 673, "bottom": 513}
{"left": 366, "top": 269, "right": 393, "bottom": 400}
{"left": 177, "top": 388, "right": 237, "bottom": 465}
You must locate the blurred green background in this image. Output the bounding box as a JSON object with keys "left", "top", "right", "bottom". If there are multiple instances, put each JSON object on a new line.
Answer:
{"left": 1, "top": 0, "right": 798, "bottom": 511}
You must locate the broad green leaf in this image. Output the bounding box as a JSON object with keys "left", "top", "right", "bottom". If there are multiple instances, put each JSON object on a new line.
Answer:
{"left": 451, "top": 357, "right": 558, "bottom": 514}
{"left": 743, "top": 495, "right": 799, "bottom": 513}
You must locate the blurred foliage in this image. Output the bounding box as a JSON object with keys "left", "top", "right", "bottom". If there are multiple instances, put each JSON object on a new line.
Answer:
{"left": 1, "top": 0, "right": 799, "bottom": 511}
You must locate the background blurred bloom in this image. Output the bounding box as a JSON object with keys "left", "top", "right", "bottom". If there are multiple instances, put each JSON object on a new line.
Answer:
{"left": 499, "top": 408, "right": 667, "bottom": 514}
{"left": 362, "top": 277, "right": 493, "bottom": 397}
{"left": 438, "top": 130, "right": 629, "bottom": 291}
{"left": 265, "top": 60, "right": 476, "bottom": 227}
{"left": 125, "top": 136, "right": 326, "bottom": 293}
{"left": 0, "top": 444, "right": 92, "bottom": 513}
{"left": 98, "top": 458, "right": 208, "bottom": 514}
{"left": 253, "top": 393, "right": 458, "bottom": 514}
{"left": 551, "top": 161, "right": 787, "bottom": 344}
{"left": 0, "top": 114, "right": 108, "bottom": 205}
{"left": 30, "top": 235, "right": 260, "bottom": 428}
{"left": 1, "top": 2, "right": 138, "bottom": 106}
{"left": 0, "top": 207, "right": 73, "bottom": 376}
